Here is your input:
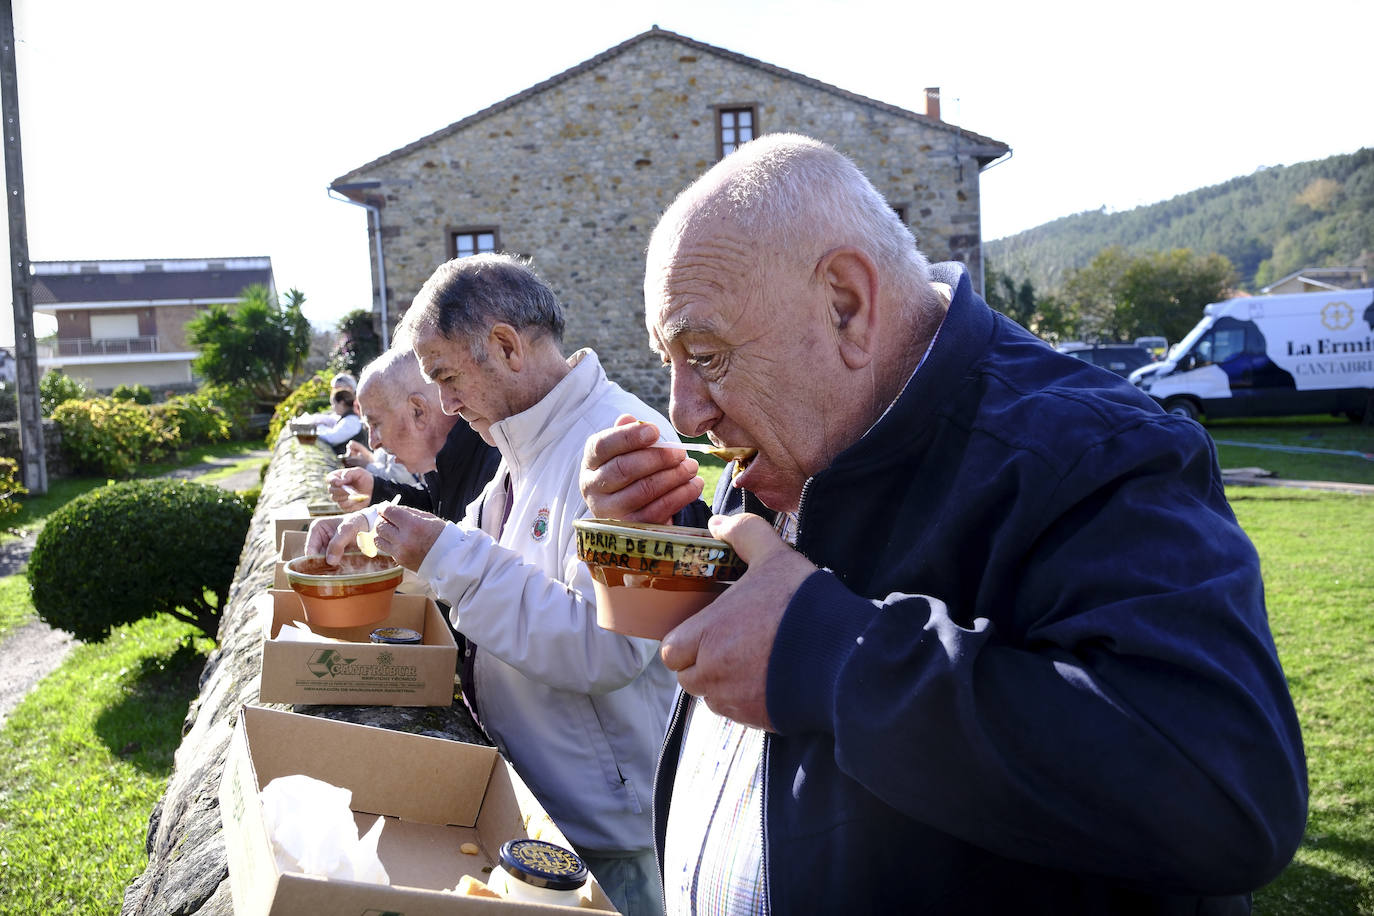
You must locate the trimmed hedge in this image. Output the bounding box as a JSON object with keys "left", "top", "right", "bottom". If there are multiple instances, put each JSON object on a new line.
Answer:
{"left": 27, "top": 479, "right": 252, "bottom": 642}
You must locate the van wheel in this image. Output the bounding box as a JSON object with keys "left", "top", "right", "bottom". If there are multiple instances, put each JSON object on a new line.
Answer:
{"left": 1164, "top": 398, "right": 1200, "bottom": 421}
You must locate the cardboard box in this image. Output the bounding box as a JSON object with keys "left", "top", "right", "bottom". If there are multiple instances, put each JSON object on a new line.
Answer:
{"left": 271, "top": 500, "right": 321, "bottom": 555}
{"left": 257, "top": 589, "right": 457, "bottom": 707}
{"left": 220, "top": 706, "right": 616, "bottom": 914}
{"left": 273, "top": 529, "right": 311, "bottom": 589}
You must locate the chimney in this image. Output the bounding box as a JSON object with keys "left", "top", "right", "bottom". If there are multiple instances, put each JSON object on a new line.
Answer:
{"left": 925, "top": 87, "right": 941, "bottom": 121}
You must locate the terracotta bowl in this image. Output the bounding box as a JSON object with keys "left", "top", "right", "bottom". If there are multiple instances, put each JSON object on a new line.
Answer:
{"left": 289, "top": 420, "right": 318, "bottom": 444}
{"left": 572, "top": 519, "right": 747, "bottom": 639}
{"left": 285, "top": 551, "right": 404, "bottom": 629}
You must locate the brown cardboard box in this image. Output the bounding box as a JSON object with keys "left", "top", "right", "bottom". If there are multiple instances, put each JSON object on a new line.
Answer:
{"left": 271, "top": 500, "right": 321, "bottom": 555}
{"left": 273, "top": 529, "right": 311, "bottom": 589}
{"left": 257, "top": 590, "right": 457, "bottom": 707}
{"left": 220, "top": 706, "right": 616, "bottom": 914}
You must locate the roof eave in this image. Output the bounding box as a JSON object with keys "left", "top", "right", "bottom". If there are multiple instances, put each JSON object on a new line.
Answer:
{"left": 332, "top": 27, "right": 1009, "bottom": 183}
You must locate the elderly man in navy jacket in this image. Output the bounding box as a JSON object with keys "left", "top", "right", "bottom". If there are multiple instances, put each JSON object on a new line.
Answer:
{"left": 581, "top": 133, "right": 1307, "bottom": 914}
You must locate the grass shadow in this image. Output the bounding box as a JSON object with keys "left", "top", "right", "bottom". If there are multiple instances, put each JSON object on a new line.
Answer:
{"left": 1256, "top": 830, "right": 1374, "bottom": 913}
{"left": 92, "top": 636, "right": 208, "bottom": 775}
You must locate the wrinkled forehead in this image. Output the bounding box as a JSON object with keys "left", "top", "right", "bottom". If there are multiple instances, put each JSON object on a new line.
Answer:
{"left": 644, "top": 219, "right": 759, "bottom": 347}
{"left": 410, "top": 326, "right": 454, "bottom": 381}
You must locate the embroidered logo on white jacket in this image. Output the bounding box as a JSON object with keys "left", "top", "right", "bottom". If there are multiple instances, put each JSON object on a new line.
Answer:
{"left": 531, "top": 507, "right": 551, "bottom": 541}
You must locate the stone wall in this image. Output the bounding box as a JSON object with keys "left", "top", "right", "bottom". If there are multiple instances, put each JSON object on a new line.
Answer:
{"left": 121, "top": 435, "right": 487, "bottom": 916}
{"left": 0, "top": 420, "right": 69, "bottom": 480}
{"left": 341, "top": 31, "right": 1004, "bottom": 412}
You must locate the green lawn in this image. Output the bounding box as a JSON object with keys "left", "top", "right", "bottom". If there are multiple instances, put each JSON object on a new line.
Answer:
{"left": 0, "top": 430, "right": 1369, "bottom": 911}
{"left": 0, "top": 613, "right": 210, "bottom": 916}
{"left": 1208, "top": 415, "right": 1374, "bottom": 485}
{"left": 1241, "top": 489, "right": 1374, "bottom": 914}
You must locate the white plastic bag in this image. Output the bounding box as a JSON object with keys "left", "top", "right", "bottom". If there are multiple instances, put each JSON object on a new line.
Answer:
{"left": 260, "top": 773, "right": 390, "bottom": 884}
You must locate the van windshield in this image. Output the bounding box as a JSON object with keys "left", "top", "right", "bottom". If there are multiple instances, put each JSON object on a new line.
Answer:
{"left": 1169, "top": 318, "right": 1214, "bottom": 362}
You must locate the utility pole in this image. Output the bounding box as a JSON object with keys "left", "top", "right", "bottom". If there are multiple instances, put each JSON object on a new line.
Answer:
{"left": 1, "top": 0, "right": 46, "bottom": 494}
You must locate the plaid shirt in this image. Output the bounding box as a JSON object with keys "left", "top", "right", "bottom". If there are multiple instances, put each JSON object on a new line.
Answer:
{"left": 663, "top": 697, "right": 767, "bottom": 916}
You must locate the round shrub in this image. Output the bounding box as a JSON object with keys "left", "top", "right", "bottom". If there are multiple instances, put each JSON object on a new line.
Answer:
{"left": 27, "top": 479, "right": 253, "bottom": 642}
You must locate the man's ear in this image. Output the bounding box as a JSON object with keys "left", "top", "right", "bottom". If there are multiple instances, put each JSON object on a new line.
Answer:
{"left": 489, "top": 323, "right": 524, "bottom": 372}
{"left": 407, "top": 393, "right": 429, "bottom": 428}
{"left": 818, "top": 247, "right": 878, "bottom": 370}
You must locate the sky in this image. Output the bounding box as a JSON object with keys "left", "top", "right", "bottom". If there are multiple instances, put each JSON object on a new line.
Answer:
{"left": 4, "top": 0, "right": 1370, "bottom": 343}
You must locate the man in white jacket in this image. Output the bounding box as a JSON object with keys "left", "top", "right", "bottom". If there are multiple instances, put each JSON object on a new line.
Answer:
{"left": 312, "top": 254, "right": 686, "bottom": 916}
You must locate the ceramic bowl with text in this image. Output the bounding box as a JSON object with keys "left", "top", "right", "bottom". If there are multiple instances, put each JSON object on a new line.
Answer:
{"left": 284, "top": 552, "right": 403, "bottom": 629}
{"left": 573, "top": 519, "right": 746, "bottom": 639}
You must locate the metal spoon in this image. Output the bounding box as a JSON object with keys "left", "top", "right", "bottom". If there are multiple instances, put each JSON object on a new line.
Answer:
{"left": 651, "top": 441, "right": 757, "bottom": 463}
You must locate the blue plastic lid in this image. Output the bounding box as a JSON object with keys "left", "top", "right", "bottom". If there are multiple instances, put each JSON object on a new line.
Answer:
{"left": 498, "top": 838, "right": 589, "bottom": 891}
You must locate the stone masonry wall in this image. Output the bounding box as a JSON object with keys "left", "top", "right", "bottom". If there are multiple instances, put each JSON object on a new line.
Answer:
{"left": 349, "top": 33, "right": 995, "bottom": 412}
{"left": 121, "top": 435, "right": 488, "bottom": 916}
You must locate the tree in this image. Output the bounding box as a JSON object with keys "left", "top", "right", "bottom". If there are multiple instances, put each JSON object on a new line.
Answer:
{"left": 1061, "top": 246, "right": 1235, "bottom": 343}
{"left": 187, "top": 285, "right": 311, "bottom": 405}
{"left": 329, "top": 308, "right": 383, "bottom": 377}
{"left": 984, "top": 266, "right": 1038, "bottom": 329}
{"left": 1115, "top": 249, "right": 1236, "bottom": 343}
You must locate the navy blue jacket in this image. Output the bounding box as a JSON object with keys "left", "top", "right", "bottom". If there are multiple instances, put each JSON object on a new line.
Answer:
{"left": 371, "top": 419, "right": 500, "bottom": 525}
{"left": 653, "top": 264, "right": 1307, "bottom": 914}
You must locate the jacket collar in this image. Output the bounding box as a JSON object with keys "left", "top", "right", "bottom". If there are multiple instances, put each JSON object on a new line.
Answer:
{"left": 820, "top": 262, "right": 993, "bottom": 476}
{"left": 485, "top": 348, "right": 605, "bottom": 477}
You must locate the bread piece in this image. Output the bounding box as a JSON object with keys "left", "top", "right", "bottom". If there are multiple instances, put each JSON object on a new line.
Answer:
{"left": 454, "top": 874, "right": 502, "bottom": 898}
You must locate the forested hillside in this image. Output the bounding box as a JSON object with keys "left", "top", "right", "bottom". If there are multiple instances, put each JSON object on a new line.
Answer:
{"left": 986, "top": 148, "right": 1373, "bottom": 295}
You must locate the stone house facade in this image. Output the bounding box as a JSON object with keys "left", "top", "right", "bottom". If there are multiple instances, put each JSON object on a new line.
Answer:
{"left": 331, "top": 28, "right": 1009, "bottom": 407}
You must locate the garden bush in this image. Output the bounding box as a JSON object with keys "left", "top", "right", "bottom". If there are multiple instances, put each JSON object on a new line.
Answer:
{"left": 110, "top": 383, "right": 153, "bottom": 404}
{"left": 198, "top": 382, "right": 259, "bottom": 439}
{"left": 27, "top": 479, "right": 252, "bottom": 642}
{"left": 154, "top": 392, "right": 232, "bottom": 446}
{"left": 266, "top": 371, "right": 331, "bottom": 442}
{"left": 51, "top": 397, "right": 176, "bottom": 477}
{"left": 0, "top": 456, "right": 26, "bottom": 517}
{"left": 0, "top": 381, "right": 17, "bottom": 422}
{"left": 39, "top": 369, "right": 89, "bottom": 416}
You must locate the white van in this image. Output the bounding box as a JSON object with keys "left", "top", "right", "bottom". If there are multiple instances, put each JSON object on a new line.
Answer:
{"left": 1129, "top": 288, "right": 1374, "bottom": 422}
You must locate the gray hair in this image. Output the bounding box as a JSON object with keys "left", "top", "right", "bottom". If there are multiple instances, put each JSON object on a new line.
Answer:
{"left": 399, "top": 253, "right": 565, "bottom": 359}
{"left": 649, "top": 133, "right": 935, "bottom": 317}
{"left": 357, "top": 346, "right": 433, "bottom": 406}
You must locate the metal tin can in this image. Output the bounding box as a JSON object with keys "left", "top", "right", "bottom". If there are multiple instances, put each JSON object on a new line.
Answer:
{"left": 369, "top": 626, "right": 423, "bottom": 645}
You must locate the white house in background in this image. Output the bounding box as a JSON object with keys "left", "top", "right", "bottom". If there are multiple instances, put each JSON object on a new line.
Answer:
{"left": 1260, "top": 264, "right": 1369, "bottom": 295}
{"left": 31, "top": 257, "right": 275, "bottom": 391}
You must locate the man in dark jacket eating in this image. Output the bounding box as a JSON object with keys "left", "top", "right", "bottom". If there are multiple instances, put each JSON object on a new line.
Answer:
{"left": 580, "top": 133, "right": 1307, "bottom": 914}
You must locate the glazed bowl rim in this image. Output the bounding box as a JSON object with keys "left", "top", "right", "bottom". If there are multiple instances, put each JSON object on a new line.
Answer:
{"left": 285, "top": 552, "right": 403, "bottom": 587}
{"left": 573, "top": 518, "right": 734, "bottom": 552}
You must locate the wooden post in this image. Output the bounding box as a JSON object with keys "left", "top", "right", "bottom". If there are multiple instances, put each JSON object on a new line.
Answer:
{"left": 1, "top": 0, "right": 47, "bottom": 494}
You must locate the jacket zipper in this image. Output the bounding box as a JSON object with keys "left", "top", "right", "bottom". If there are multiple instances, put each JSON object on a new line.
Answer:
{"left": 653, "top": 689, "right": 691, "bottom": 912}
{"left": 760, "top": 731, "right": 772, "bottom": 915}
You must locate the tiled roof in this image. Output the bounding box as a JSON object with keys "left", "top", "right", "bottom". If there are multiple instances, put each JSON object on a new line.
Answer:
{"left": 332, "top": 27, "right": 1009, "bottom": 186}
{"left": 31, "top": 258, "right": 274, "bottom": 306}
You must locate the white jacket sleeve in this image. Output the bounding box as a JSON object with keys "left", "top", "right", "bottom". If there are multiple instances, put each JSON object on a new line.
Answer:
{"left": 317, "top": 413, "right": 362, "bottom": 445}
{"left": 417, "top": 523, "right": 660, "bottom": 695}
